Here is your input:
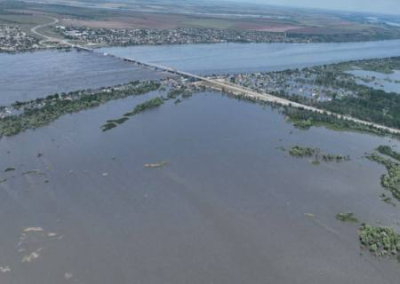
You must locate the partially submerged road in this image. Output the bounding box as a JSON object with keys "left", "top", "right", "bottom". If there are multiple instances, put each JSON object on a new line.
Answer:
{"left": 31, "top": 18, "right": 400, "bottom": 135}
{"left": 198, "top": 79, "right": 400, "bottom": 135}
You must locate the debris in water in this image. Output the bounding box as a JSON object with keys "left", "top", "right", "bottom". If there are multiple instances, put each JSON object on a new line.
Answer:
{"left": 0, "top": 266, "right": 11, "bottom": 273}
{"left": 304, "top": 213, "right": 315, "bottom": 218}
{"left": 22, "top": 248, "right": 42, "bottom": 263}
{"left": 102, "top": 172, "right": 109, "bottom": 177}
{"left": 24, "top": 227, "right": 43, "bottom": 233}
{"left": 64, "top": 272, "right": 73, "bottom": 280}
{"left": 0, "top": 178, "right": 6, "bottom": 184}
{"left": 23, "top": 169, "right": 44, "bottom": 175}
{"left": 143, "top": 161, "right": 168, "bottom": 168}
{"left": 4, "top": 167, "right": 15, "bottom": 172}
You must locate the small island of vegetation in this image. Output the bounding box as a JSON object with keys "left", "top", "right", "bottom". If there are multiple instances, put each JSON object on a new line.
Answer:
{"left": 367, "top": 145, "right": 400, "bottom": 202}
{"left": 101, "top": 97, "right": 165, "bottom": 132}
{"left": 359, "top": 224, "right": 400, "bottom": 261}
{"left": 289, "top": 146, "right": 350, "bottom": 164}
{"left": 336, "top": 212, "right": 358, "bottom": 223}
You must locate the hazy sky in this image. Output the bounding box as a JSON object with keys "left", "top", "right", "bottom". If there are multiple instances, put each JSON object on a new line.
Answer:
{"left": 226, "top": 0, "right": 400, "bottom": 15}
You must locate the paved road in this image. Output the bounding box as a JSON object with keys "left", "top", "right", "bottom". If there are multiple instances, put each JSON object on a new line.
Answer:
{"left": 119, "top": 58, "right": 400, "bottom": 135}
{"left": 29, "top": 17, "right": 400, "bottom": 135}
{"left": 31, "top": 17, "right": 71, "bottom": 47}
{"left": 199, "top": 79, "right": 400, "bottom": 135}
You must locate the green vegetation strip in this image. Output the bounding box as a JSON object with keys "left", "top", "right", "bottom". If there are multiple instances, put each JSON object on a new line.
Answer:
{"left": 101, "top": 86, "right": 195, "bottom": 132}
{"left": 367, "top": 145, "right": 400, "bottom": 201}
{"left": 377, "top": 145, "right": 400, "bottom": 161}
{"left": 380, "top": 193, "right": 396, "bottom": 207}
{"left": 0, "top": 81, "right": 160, "bottom": 137}
{"left": 336, "top": 213, "right": 358, "bottom": 223}
{"left": 337, "top": 57, "right": 400, "bottom": 74}
{"left": 101, "top": 97, "right": 165, "bottom": 132}
{"left": 289, "top": 146, "right": 350, "bottom": 164}
{"left": 284, "top": 106, "right": 397, "bottom": 137}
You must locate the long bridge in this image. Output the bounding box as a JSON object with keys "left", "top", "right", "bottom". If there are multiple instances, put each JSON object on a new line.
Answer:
{"left": 32, "top": 18, "right": 400, "bottom": 135}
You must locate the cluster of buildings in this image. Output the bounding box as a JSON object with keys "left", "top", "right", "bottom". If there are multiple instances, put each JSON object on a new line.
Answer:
{"left": 0, "top": 25, "right": 41, "bottom": 52}
{"left": 221, "top": 70, "right": 355, "bottom": 102}
{"left": 55, "top": 25, "right": 311, "bottom": 46}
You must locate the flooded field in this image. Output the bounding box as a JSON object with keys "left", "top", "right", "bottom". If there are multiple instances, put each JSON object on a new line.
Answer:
{"left": 1, "top": 44, "right": 400, "bottom": 283}
{"left": 348, "top": 70, "right": 400, "bottom": 94}
{"left": 99, "top": 40, "right": 400, "bottom": 75}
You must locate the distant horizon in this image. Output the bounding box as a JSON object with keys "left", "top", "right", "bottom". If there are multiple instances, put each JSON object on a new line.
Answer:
{"left": 19, "top": 0, "right": 400, "bottom": 16}
{"left": 220, "top": 0, "right": 400, "bottom": 16}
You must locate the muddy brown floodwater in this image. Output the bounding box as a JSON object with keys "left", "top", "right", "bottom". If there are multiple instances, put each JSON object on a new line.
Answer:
{"left": 1, "top": 47, "right": 400, "bottom": 283}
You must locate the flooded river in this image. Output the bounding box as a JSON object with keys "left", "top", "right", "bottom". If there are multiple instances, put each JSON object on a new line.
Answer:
{"left": 0, "top": 49, "right": 165, "bottom": 105}
{"left": 100, "top": 40, "right": 400, "bottom": 75}
{"left": 1, "top": 44, "right": 400, "bottom": 283}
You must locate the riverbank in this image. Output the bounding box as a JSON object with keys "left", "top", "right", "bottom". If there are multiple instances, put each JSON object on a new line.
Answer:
{"left": 0, "top": 80, "right": 162, "bottom": 137}
{"left": 214, "top": 56, "right": 400, "bottom": 137}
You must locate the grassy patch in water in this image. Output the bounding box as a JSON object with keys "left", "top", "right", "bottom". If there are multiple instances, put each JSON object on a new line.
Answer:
{"left": 380, "top": 193, "right": 396, "bottom": 206}
{"left": 336, "top": 212, "right": 358, "bottom": 223}
{"left": 101, "top": 122, "right": 118, "bottom": 132}
{"left": 108, "top": 117, "right": 129, "bottom": 124}
{"left": 289, "top": 146, "right": 316, "bottom": 157}
{"left": 289, "top": 146, "right": 350, "bottom": 164}
{"left": 124, "top": 97, "right": 164, "bottom": 117}
{"left": 377, "top": 145, "right": 400, "bottom": 161}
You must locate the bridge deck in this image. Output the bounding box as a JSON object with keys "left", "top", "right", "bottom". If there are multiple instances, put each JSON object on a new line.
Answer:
{"left": 73, "top": 46, "right": 400, "bottom": 135}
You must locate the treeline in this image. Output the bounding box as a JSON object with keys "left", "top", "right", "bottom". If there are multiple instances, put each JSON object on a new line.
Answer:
{"left": 100, "top": 85, "right": 200, "bottom": 132}
{"left": 283, "top": 107, "right": 391, "bottom": 136}
{"left": 287, "top": 30, "right": 400, "bottom": 43}
{"left": 377, "top": 145, "right": 400, "bottom": 161}
{"left": 101, "top": 97, "right": 165, "bottom": 132}
{"left": 318, "top": 87, "right": 400, "bottom": 129}
{"left": 271, "top": 68, "right": 400, "bottom": 131}
{"left": 0, "top": 81, "right": 161, "bottom": 137}
{"left": 289, "top": 145, "right": 350, "bottom": 164}
{"left": 367, "top": 146, "right": 400, "bottom": 201}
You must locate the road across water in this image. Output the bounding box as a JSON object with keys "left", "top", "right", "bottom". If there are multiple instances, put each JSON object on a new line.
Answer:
{"left": 32, "top": 18, "right": 400, "bottom": 135}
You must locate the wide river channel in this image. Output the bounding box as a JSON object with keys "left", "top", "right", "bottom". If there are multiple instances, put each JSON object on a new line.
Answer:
{"left": 0, "top": 40, "right": 400, "bottom": 284}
